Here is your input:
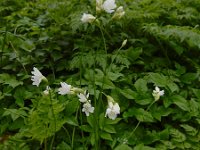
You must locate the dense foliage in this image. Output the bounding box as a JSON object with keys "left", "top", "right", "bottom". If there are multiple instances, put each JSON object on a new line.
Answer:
{"left": 1, "top": 0, "right": 200, "bottom": 149}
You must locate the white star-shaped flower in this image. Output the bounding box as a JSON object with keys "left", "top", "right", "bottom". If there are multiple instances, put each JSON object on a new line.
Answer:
{"left": 58, "top": 82, "right": 72, "bottom": 95}
{"left": 81, "top": 13, "right": 96, "bottom": 23}
{"left": 152, "top": 86, "right": 164, "bottom": 101}
{"left": 77, "top": 91, "right": 89, "bottom": 103}
{"left": 102, "top": 0, "right": 117, "bottom": 13}
{"left": 31, "top": 67, "right": 46, "bottom": 87}
{"left": 105, "top": 101, "right": 120, "bottom": 120}
{"left": 82, "top": 101, "right": 94, "bottom": 116}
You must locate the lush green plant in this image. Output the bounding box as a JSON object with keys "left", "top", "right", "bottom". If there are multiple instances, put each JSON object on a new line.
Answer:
{"left": 1, "top": 0, "right": 200, "bottom": 149}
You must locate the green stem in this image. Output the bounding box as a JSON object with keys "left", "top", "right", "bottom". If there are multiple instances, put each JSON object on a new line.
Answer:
{"left": 49, "top": 90, "right": 56, "bottom": 150}
{"left": 71, "top": 106, "right": 79, "bottom": 149}
{"left": 128, "top": 100, "right": 156, "bottom": 139}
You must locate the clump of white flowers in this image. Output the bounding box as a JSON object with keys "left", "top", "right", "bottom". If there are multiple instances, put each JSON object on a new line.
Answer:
{"left": 105, "top": 95, "right": 120, "bottom": 120}
{"left": 102, "top": 0, "right": 117, "bottom": 13}
{"left": 78, "top": 91, "right": 94, "bottom": 116}
{"left": 31, "top": 67, "right": 47, "bottom": 87}
{"left": 152, "top": 86, "right": 164, "bottom": 101}
{"left": 81, "top": 13, "right": 96, "bottom": 23}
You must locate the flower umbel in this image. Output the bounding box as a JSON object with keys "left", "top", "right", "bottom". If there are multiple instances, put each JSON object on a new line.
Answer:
{"left": 82, "top": 101, "right": 94, "bottom": 116}
{"left": 81, "top": 13, "right": 96, "bottom": 23}
{"left": 102, "top": 0, "right": 117, "bottom": 13}
{"left": 105, "top": 101, "right": 120, "bottom": 120}
{"left": 152, "top": 86, "right": 164, "bottom": 101}
{"left": 31, "top": 67, "right": 47, "bottom": 87}
{"left": 77, "top": 90, "right": 89, "bottom": 103}
{"left": 58, "top": 82, "right": 72, "bottom": 95}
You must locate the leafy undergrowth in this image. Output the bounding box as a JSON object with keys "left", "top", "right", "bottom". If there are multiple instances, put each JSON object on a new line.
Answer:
{"left": 0, "top": 0, "right": 200, "bottom": 149}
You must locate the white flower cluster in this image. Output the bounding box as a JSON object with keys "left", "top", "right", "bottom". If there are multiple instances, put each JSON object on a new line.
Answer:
{"left": 105, "top": 95, "right": 120, "bottom": 120}
{"left": 152, "top": 86, "right": 164, "bottom": 101}
{"left": 77, "top": 91, "right": 94, "bottom": 116}
{"left": 31, "top": 67, "right": 94, "bottom": 117}
{"left": 80, "top": 0, "right": 125, "bottom": 24}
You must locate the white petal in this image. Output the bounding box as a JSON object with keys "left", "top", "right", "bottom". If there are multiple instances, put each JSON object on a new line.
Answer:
{"left": 159, "top": 90, "right": 164, "bottom": 96}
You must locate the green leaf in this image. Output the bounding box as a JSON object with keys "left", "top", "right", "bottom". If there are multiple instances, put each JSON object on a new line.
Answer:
{"left": 0, "top": 73, "right": 23, "bottom": 88}
{"left": 134, "top": 79, "right": 148, "bottom": 92}
{"left": 65, "top": 116, "right": 78, "bottom": 126}
{"left": 80, "top": 125, "right": 92, "bottom": 132}
{"left": 170, "top": 128, "right": 186, "bottom": 142}
{"left": 125, "top": 108, "right": 154, "bottom": 122}
{"left": 100, "top": 132, "right": 113, "bottom": 141}
{"left": 192, "top": 88, "right": 200, "bottom": 99}
{"left": 134, "top": 144, "right": 155, "bottom": 150}
{"left": 180, "top": 73, "right": 198, "bottom": 84}
{"left": 146, "top": 73, "right": 168, "bottom": 87}
{"left": 180, "top": 124, "right": 198, "bottom": 136}
{"left": 119, "top": 88, "right": 137, "bottom": 99}
{"left": 170, "top": 95, "right": 189, "bottom": 111}
{"left": 115, "top": 144, "right": 132, "bottom": 150}
{"left": 104, "top": 125, "right": 116, "bottom": 133}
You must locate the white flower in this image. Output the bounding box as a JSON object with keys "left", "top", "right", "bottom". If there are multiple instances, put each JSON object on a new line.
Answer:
{"left": 58, "top": 82, "right": 72, "bottom": 95}
{"left": 102, "top": 0, "right": 117, "bottom": 13}
{"left": 81, "top": 13, "right": 96, "bottom": 23}
{"left": 96, "top": 0, "right": 103, "bottom": 12}
{"left": 31, "top": 67, "right": 46, "bottom": 87}
{"left": 77, "top": 91, "right": 89, "bottom": 103}
{"left": 152, "top": 86, "right": 164, "bottom": 101}
{"left": 105, "top": 101, "right": 120, "bottom": 120}
{"left": 112, "top": 6, "right": 125, "bottom": 19}
{"left": 82, "top": 101, "right": 94, "bottom": 116}
{"left": 43, "top": 86, "right": 51, "bottom": 95}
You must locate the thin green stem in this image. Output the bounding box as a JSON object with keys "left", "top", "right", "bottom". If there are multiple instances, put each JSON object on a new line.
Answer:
{"left": 9, "top": 41, "right": 28, "bottom": 75}
{"left": 71, "top": 106, "right": 79, "bottom": 149}
{"left": 49, "top": 90, "right": 56, "bottom": 150}
{"left": 128, "top": 100, "right": 156, "bottom": 139}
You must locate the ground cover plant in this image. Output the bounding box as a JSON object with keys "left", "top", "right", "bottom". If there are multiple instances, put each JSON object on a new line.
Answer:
{"left": 1, "top": 0, "right": 200, "bottom": 149}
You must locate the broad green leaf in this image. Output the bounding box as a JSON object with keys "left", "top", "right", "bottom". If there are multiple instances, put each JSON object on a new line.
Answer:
{"left": 134, "top": 144, "right": 155, "bottom": 150}
{"left": 100, "top": 132, "right": 113, "bottom": 141}
{"left": 80, "top": 125, "right": 92, "bottom": 132}
{"left": 125, "top": 108, "right": 154, "bottom": 122}
{"left": 146, "top": 73, "right": 168, "bottom": 87}
{"left": 104, "top": 125, "right": 116, "bottom": 133}
{"left": 134, "top": 79, "right": 148, "bottom": 92}
{"left": 65, "top": 116, "right": 78, "bottom": 126}
{"left": 180, "top": 73, "right": 198, "bottom": 84}
{"left": 115, "top": 144, "right": 132, "bottom": 150}
{"left": 170, "top": 95, "right": 189, "bottom": 111}
{"left": 119, "top": 88, "right": 137, "bottom": 99}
